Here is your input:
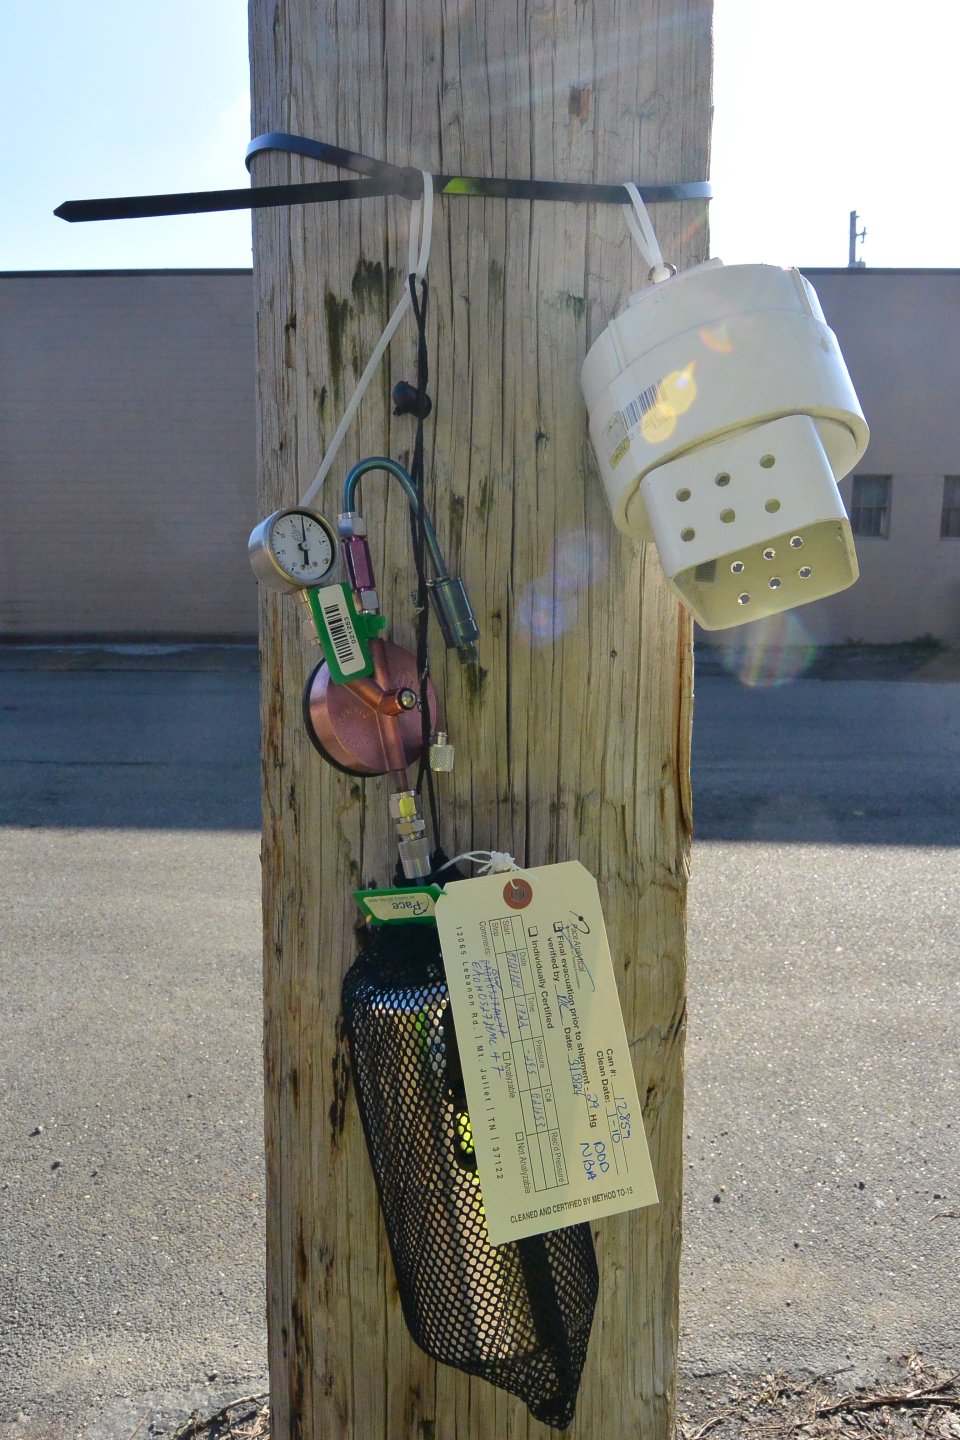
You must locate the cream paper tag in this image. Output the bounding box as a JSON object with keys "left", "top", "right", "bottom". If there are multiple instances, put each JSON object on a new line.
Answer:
{"left": 435, "top": 860, "right": 657, "bottom": 1244}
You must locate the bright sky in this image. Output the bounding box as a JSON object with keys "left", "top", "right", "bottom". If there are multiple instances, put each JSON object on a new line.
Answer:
{"left": 1, "top": 1, "right": 957, "bottom": 272}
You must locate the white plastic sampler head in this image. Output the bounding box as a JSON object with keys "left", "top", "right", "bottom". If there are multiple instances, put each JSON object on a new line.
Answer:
{"left": 580, "top": 261, "right": 870, "bottom": 629}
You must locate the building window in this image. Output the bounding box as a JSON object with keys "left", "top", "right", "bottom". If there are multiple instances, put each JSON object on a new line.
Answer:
{"left": 941, "top": 477, "right": 960, "bottom": 538}
{"left": 850, "top": 475, "right": 891, "bottom": 538}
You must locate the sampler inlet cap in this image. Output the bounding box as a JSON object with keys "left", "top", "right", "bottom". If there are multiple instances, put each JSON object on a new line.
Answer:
{"left": 581, "top": 262, "right": 869, "bottom": 629}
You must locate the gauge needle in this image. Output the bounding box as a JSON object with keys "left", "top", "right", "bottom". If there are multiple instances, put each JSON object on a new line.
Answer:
{"left": 297, "top": 517, "right": 312, "bottom": 567}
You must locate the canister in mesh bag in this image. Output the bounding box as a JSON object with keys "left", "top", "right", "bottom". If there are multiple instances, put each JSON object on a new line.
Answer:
{"left": 341, "top": 916, "right": 599, "bottom": 1428}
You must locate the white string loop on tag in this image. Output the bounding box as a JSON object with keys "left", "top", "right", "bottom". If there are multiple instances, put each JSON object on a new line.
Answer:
{"left": 300, "top": 171, "right": 435, "bottom": 507}
{"left": 622, "top": 181, "right": 674, "bottom": 285}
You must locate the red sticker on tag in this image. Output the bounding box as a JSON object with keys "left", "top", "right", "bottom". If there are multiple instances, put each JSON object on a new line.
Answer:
{"left": 503, "top": 878, "right": 533, "bottom": 909}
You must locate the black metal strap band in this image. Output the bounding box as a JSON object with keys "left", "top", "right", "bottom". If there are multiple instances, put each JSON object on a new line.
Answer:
{"left": 55, "top": 130, "right": 710, "bottom": 224}
{"left": 55, "top": 176, "right": 399, "bottom": 223}
{"left": 245, "top": 130, "right": 712, "bottom": 205}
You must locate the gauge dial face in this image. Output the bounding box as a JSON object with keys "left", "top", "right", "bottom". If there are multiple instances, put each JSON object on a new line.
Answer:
{"left": 252, "top": 508, "right": 336, "bottom": 591}
{"left": 249, "top": 507, "right": 338, "bottom": 592}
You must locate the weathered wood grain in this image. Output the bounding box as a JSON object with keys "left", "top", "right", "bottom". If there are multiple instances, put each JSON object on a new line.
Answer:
{"left": 249, "top": 1, "right": 710, "bottom": 1434}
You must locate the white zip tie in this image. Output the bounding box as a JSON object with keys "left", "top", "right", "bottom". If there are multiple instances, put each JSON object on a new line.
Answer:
{"left": 622, "top": 181, "right": 674, "bottom": 284}
{"left": 299, "top": 171, "right": 435, "bottom": 508}
{"left": 437, "top": 849, "right": 532, "bottom": 876}
{"left": 407, "top": 170, "right": 434, "bottom": 281}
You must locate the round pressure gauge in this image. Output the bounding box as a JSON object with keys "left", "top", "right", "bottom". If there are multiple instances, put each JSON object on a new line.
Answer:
{"left": 248, "top": 507, "right": 338, "bottom": 593}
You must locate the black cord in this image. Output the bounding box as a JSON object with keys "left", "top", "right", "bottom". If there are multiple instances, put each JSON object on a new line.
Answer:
{"left": 406, "top": 273, "right": 441, "bottom": 845}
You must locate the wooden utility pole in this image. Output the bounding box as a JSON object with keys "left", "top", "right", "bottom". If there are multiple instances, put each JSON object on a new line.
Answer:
{"left": 249, "top": 2, "right": 710, "bottom": 1436}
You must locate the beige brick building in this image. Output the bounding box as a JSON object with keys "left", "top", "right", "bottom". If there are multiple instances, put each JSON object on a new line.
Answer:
{"left": 1, "top": 266, "right": 957, "bottom": 644}
{"left": 808, "top": 268, "right": 960, "bottom": 646}
{"left": 0, "top": 270, "right": 257, "bottom": 639}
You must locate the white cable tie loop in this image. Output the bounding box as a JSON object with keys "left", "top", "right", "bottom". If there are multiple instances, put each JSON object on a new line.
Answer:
{"left": 299, "top": 172, "right": 435, "bottom": 509}
{"left": 299, "top": 287, "right": 410, "bottom": 506}
{"left": 622, "top": 181, "right": 674, "bottom": 284}
{"left": 408, "top": 170, "right": 434, "bottom": 281}
{"left": 436, "top": 849, "right": 534, "bottom": 878}
{"left": 407, "top": 199, "right": 421, "bottom": 279}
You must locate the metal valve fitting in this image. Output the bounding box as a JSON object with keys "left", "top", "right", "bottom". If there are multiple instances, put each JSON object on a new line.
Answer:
{"left": 396, "top": 816, "right": 426, "bottom": 839}
{"left": 427, "top": 577, "right": 480, "bottom": 664}
{"left": 390, "top": 789, "right": 431, "bottom": 879}
{"left": 429, "top": 730, "right": 455, "bottom": 772}
{"left": 337, "top": 510, "right": 367, "bottom": 539}
{"left": 398, "top": 834, "right": 431, "bottom": 880}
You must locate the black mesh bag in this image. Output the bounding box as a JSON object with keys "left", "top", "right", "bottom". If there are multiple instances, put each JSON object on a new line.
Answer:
{"left": 342, "top": 904, "right": 599, "bottom": 1428}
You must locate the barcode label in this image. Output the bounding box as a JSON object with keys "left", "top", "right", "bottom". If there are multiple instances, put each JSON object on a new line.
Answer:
{"left": 315, "top": 585, "right": 366, "bottom": 676}
{"left": 621, "top": 380, "right": 663, "bottom": 431}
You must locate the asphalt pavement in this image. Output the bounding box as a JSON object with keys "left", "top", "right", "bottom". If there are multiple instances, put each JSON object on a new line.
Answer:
{"left": 1, "top": 643, "right": 958, "bottom": 1437}
{"left": 685, "top": 659, "right": 960, "bottom": 1379}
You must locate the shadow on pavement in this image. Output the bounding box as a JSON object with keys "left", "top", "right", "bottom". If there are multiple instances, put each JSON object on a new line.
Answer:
{"left": 0, "top": 651, "right": 261, "bottom": 831}
{"left": 692, "top": 671, "right": 960, "bottom": 846}
{"left": 3, "top": 644, "right": 960, "bottom": 844}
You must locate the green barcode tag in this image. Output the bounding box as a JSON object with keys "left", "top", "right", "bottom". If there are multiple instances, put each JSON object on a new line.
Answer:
{"left": 306, "top": 583, "right": 385, "bottom": 683}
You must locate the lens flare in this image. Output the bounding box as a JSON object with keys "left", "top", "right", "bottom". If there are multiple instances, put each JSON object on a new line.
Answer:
{"left": 678, "top": 213, "right": 708, "bottom": 250}
{"left": 698, "top": 325, "right": 734, "bottom": 355}
{"left": 554, "top": 527, "right": 611, "bottom": 591}
{"left": 641, "top": 363, "right": 697, "bottom": 444}
{"left": 641, "top": 402, "right": 676, "bottom": 443}
{"left": 661, "top": 363, "right": 697, "bottom": 415}
{"left": 516, "top": 528, "right": 611, "bottom": 644}
{"left": 516, "top": 580, "right": 578, "bottom": 643}
{"left": 709, "top": 610, "right": 819, "bottom": 689}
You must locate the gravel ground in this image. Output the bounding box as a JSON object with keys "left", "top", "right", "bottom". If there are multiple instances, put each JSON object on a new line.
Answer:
{"left": 152, "top": 1356, "right": 960, "bottom": 1440}
{"left": 2, "top": 642, "right": 958, "bottom": 1438}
